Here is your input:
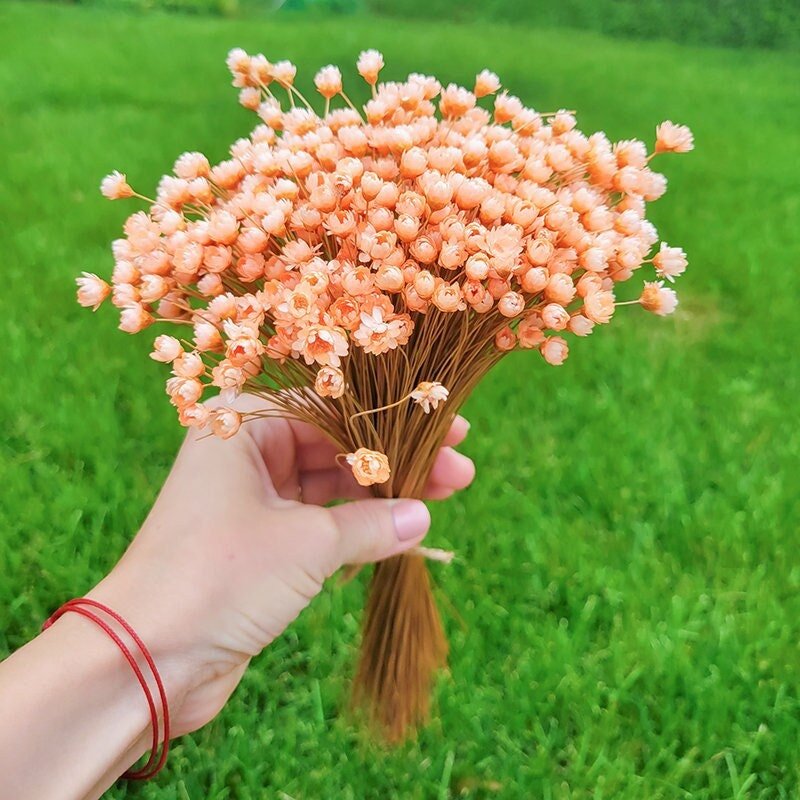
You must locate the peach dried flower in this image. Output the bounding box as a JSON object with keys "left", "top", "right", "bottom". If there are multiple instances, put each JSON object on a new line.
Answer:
{"left": 166, "top": 376, "right": 203, "bottom": 408}
{"left": 210, "top": 407, "right": 242, "bottom": 439}
{"left": 653, "top": 243, "right": 688, "bottom": 282}
{"left": 315, "top": 365, "right": 345, "bottom": 398}
{"left": 297, "top": 324, "right": 349, "bottom": 367}
{"left": 541, "top": 336, "right": 569, "bottom": 366}
{"left": 211, "top": 362, "right": 248, "bottom": 402}
{"left": 494, "top": 326, "right": 516, "bottom": 351}
{"left": 347, "top": 447, "right": 391, "bottom": 487}
{"left": 431, "top": 282, "right": 463, "bottom": 313}
{"left": 655, "top": 121, "right": 694, "bottom": 154}
{"left": 542, "top": 303, "right": 569, "bottom": 331}
{"left": 411, "top": 381, "right": 449, "bottom": 414}
{"left": 314, "top": 65, "right": 343, "bottom": 99}
{"left": 150, "top": 334, "right": 182, "bottom": 363}
{"left": 498, "top": 291, "right": 525, "bottom": 318}
{"left": 100, "top": 171, "right": 133, "bottom": 200}
{"left": 474, "top": 69, "right": 500, "bottom": 98}
{"left": 174, "top": 152, "right": 210, "bottom": 179}
{"left": 76, "top": 272, "right": 110, "bottom": 310}
{"left": 271, "top": 60, "right": 297, "bottom": 87}
{"left": 173, "top": 351, "right": 205, "bottom": 379}
{"left": 179, "top": 404, "right": 210, "bottom": 429}
{"left": 568, "top": 314, "right": 595, "bottom": 337}
{"left": 239, "top": 87, "right": 261, "bottom": 111}
{"left": 357, "top": 49, "right": 384, "bottom": 85}
{"left": 583, "top": 290, "right": 616, "bottom": 325}
{"left": 640, "top": 281, "right": 679, "bottom": 316}
{"left": 518, "top": 316, "right": 545, "bottom": 349}
{"left": 118, "top": 304, "right": 153, "bottom": 334}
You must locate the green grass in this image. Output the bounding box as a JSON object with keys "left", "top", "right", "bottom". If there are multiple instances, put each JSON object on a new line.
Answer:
{"left": 364, "top": 0, "right": 800, "bottom": 51}
{"left": 2, "top": 2, "right": 800, "bottom": 797}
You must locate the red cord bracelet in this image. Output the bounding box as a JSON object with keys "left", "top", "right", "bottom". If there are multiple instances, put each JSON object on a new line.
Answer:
{"left": 57, "top": 598, "right": 171, "bottom": 778}
{"left": 43, "top": 599, "right": 170, "bottom": 780}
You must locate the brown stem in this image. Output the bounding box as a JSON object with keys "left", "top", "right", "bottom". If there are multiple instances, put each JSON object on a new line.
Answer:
{"left": 353, "top": 554, "right": 447, "bottom": 741}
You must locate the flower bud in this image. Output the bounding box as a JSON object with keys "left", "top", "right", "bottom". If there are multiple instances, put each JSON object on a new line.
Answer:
{"left": 541, "top": 336, "right": 569, "bottom": 365}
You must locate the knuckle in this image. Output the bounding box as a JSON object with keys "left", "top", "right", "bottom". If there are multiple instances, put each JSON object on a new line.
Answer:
{"left": 311, "top": 505, "right": 342, "bottom": 550}
{"left": 278, "top": 504, "right": 341, "bottom": 581}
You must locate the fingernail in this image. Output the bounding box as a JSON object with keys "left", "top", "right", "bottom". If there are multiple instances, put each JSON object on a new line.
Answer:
{"left": 392, "top": 500, "right": 431, "bottom": 541}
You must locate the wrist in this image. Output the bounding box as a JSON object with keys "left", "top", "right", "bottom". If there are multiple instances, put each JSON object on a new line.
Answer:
{"left": 41, "top": 613, "right": 152, "bottom": 740}
{"left": 85, "top": 567, "right": 199, "bottom": 714}
{"left": 0, "top": 613, "right": 154, "bottom": 798}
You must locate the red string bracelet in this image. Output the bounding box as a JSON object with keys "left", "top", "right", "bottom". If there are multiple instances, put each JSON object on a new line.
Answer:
{"left": 43, "top": 599, "right": 170, "bottom": 780}
{"left": 57, "top": 598, "right": 171, "bottom": 778}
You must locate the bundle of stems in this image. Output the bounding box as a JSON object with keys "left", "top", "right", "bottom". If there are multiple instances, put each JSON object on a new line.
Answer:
{"left": 242, "top": 310, "right": 507, "bottom": 738}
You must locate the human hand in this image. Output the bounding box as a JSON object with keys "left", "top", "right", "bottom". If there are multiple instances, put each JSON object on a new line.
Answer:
{"left": 89, "top": 395, "right": 475, "bottom": 738}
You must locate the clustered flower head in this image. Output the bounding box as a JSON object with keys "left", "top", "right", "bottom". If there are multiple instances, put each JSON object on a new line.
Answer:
{"left": 79, "top": 49, "right": 692, "bottom": 487}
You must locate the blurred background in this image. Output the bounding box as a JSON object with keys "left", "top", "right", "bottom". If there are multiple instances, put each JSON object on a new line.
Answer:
{"left": 1, "top": 1, "right": 799, "bottom": 797}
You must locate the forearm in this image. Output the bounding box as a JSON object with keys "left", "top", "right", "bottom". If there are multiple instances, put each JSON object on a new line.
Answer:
{"left": 0, "top": 615, "right": 152, "bottom": 800}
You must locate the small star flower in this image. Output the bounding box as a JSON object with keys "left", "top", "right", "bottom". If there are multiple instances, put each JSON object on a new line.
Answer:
{"left": 411, "top": 381, "right": 449, "bottom": 414}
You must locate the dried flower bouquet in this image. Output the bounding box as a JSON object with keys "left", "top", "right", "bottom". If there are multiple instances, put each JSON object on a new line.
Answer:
{"left": 78, "top": 48, "right": 692, "bottom": 739}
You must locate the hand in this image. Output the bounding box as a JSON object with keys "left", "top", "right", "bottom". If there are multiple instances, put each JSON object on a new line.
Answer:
{"left": 89, "top": 395, "right": 475, "bottom": 738}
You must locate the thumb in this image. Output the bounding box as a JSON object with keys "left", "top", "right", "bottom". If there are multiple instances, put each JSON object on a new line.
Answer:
{"left": 326, "top": 498, "right": 431, "bottom": 567}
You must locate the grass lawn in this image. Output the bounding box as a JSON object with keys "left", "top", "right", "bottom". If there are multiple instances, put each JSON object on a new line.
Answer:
{"left": 2, "top": 2, "right": 800, "bottom": 797}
